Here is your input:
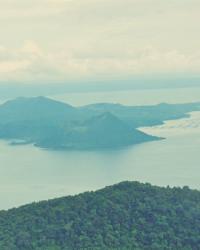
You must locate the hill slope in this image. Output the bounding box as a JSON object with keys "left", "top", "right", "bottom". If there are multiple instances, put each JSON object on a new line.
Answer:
{"left": 0, "top": 181, "right": 199, "bottom": 249}
{"left": 39, "top": 112, "right": 156, "bottom": 149}
{"left": 0, "top": 97, "right": 158, "bottom": 149}
{"left": 0, "top": 96, "right": 78, "bottom": 123}
{"left": 0, "top": 97, "right": 199, "bottom": 150}
{"left": 82, "top": 102, "right": 200, "bottom": 127}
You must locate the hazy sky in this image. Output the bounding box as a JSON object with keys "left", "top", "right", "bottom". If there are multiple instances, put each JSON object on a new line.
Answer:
{"left": 0, "top": 0, "right": 199, "bottom": 84}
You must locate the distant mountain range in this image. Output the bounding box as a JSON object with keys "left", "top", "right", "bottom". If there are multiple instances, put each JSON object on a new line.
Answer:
{"left": 0, "top": 181, "right": 199, "bottom": 249}
{"left": 0, "top": 96, "right": 199, "bottom": 150}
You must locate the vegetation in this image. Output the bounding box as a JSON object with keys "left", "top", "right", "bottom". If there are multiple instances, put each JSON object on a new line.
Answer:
{"left": 0, "top": 181, "right": 199, "bottom": 249}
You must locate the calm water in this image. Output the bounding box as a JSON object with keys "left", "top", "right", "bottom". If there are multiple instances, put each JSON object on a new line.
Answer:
{"left": 51, "top": 87, "right": 200, "bottom": 106}
{"left": 0, "top": 87, "right": 200, "bottom": 210}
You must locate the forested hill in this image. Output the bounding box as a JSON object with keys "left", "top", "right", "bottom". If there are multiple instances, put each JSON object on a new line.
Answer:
{"left": 0, "top": 181, "right": 199, "bottom": 249}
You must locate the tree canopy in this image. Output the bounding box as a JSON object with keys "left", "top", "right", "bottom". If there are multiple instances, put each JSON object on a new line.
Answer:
{"left": 0, "top": 181, "right": 199, "bottom": 249}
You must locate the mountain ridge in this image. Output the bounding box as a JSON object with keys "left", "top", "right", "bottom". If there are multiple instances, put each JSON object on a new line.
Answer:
{"left": 0, "top": 96, "right": 199, "bottom": 150}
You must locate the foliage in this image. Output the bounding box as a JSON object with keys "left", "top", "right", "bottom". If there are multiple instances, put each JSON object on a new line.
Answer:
{"left": 0, "top": 181, "right": 199, "bottom": 249}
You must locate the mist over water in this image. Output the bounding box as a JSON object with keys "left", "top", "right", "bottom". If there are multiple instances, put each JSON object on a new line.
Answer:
{"left": 0, "top": 87, "right": 200, "bottom": 210}
{"left": 50, "top": 87, "right": 200, "bottom": 106}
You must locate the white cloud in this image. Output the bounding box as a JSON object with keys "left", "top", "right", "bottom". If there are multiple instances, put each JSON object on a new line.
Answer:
{"left": 0, "top": 41, "right": 199, "bottom": 82}
{"left": 21, "top": 41, "right": 43, "bottom": 58}
{"left": 0, "top": 60, "right": 30, "bottom": 74}
{"left": 0, "top": 0, "right": 199, "bottom": 82}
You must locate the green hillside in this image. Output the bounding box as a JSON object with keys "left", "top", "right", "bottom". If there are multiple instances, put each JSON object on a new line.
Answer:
{"left": 0, "top": 181, "right": 199, "bottom": 249}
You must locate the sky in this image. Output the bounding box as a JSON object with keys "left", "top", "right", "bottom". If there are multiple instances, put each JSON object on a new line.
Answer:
{"left": 0, "top": 0, "right": 199, "bottom": 85}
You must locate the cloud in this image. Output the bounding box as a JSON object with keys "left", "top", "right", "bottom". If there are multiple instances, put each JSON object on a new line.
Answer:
{"left": 0, "top": 41, "right": 199, "bottom": 83}
{"left": 0, "top": 0, "right": 199, "bottom": 83}
{"left": 21, "top": 41, "right": 42, "bottom": 58}
{"left": 0, "top": 60, "right": 30, "bottom": 74}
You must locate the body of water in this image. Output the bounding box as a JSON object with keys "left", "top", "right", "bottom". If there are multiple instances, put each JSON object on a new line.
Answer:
{"left": 51, "top": 87, "right": 200, "bottom": 106}
{"left": 0, "top": 87, "right": 200, "bottom": 210}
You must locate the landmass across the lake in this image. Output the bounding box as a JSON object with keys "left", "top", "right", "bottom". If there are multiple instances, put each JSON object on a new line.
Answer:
{"left": 0, "top": 96, "right": 199, "bottom": 150}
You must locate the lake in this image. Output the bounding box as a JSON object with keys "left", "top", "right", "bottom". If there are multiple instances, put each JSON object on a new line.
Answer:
{"left": 50, "top": 87, "right": 200, "bottom": 106}
{"left": 0, "top": 87, "right": 200, "bottom": 210}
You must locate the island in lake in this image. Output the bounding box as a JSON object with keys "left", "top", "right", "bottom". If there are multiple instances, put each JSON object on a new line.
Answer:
{"left": 0, "top": 96, "right": 199, "bottom": 150}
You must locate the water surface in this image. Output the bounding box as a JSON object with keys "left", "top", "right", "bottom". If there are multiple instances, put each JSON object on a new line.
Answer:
{"left": 0, "top": 113, "right": 200, "bottom": 210}
{"left": 0, "top": 88, "right": 200, "bottom": 210}
{"left": 51, "top": 87, "right": 200, "bottom": 106}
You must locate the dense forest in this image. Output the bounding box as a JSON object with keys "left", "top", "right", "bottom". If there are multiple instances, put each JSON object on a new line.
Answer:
{"left": 0, "top": 181, "right": 199, "bottom": 249}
